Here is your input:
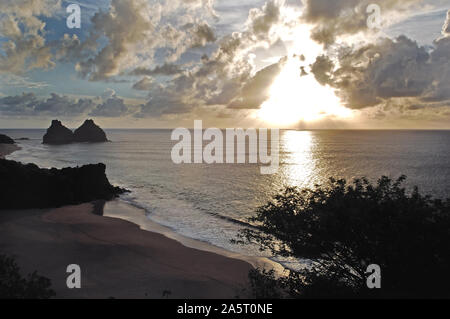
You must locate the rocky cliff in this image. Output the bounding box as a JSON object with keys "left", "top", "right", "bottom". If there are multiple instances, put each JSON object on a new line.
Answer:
{"left": 0, "top": 159, "right": 126, "bottom": 209}
{"left": 43, "top": 120, "right": 74, "bottom": 145}
{"left": 73, "top": 120, "right": 108, "bottom": 143}
{"left": 42, "top": 119, "right": 108, "bottom": 144}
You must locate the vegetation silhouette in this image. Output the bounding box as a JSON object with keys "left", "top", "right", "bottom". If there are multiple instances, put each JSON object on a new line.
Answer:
{"left": 0, "top": 255, "right": 55, "bottom": 299}
{"left": 235, "top": 176, "right": 450, "bottom": 298}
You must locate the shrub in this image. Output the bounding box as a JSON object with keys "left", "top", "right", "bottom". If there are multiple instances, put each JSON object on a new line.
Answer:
{"left": 236, "top": 176, "right": 450, "bottom": 298}
{"left": 0, "top": 255, "right": 55, "bottom": 299}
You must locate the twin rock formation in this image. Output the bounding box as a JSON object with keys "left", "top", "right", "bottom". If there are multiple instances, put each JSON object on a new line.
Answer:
{"left": 0, "top": 120, "right": 125, "bottom": 210}
{"left": 0, "top": 119, "right": 124, "bottom": 209}
{"left": 43, "top": 119, "right": 108, "bottom": 145}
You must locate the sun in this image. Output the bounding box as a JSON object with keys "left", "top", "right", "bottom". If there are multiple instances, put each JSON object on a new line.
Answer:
{"left": 258, "top": 57, "right": 353, "bottom": 127}
{"left": 256, "top": 20, "right": 353, "bottom": 127}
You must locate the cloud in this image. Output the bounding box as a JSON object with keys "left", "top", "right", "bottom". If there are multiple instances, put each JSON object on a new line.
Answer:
{"left": 34, "top": 93, "right": 96, "bottom": 116}
{"left": 311, "top": 33, "right": 450, "bottom": 110}
{"left": 0, "top": 0, "right": 61, "bottom": 74}
{"left": 247, "top": 0, "right": 283, "bottom": 40}
{"left": 129, "top": 63, "right": 182, "bottom": 76}
{"left": 301, "top": 0, "right": 423, "bottom": 46}
{"left": 1, "top": 0, "right": 217, "bottom": 79}
{"left": 303, "top": 3, "right": 450, "bottom": 119}
{"left": 75, "top": 0, "right": 155, "bottom": 81}
{"left": 0, "top": 91, "right": 133, "bottom": 118}
{"left": 137, "top": 86, "right": 192, "bottom": 117}
{"left": 132, "top": 76, "right": 156, "bottom": 91}
{"left": 189, "top": 22, "right": 217, "bottom": 47}
{"left": 442, "top": 10, "right": 450, "bottom": 36}
{"left": 0, "top": 74, "right": 49, "bottom": 89}
{"left": 0, "top": 92, "right": 95, "bottom": 117}
{"left": 132, "top": 0, "right": 290, "bottom": 118}
{"left": 89, "top": 95, "right": 131, "bottom": 117}
{"left": 0, "top": 0, "right": 288, "bottom": 120}
{"left": 228, "top": 58, "right": 285, "bottom": 109}
{"left": 71, "top": 0, "right": 218, "bottom": 80}
{"left": 0, "top": 92, "right": 38, "bottom": 116}
{"left": 99, "top": 88, "right": 117, "bottom": 100}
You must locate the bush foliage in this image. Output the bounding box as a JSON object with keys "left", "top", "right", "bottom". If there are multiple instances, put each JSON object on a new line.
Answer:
{"left": 237, "top": 176, "right": 450, "bottom": 298}
{"left": 0, "top": 255, "right": 55, "bottom": 299}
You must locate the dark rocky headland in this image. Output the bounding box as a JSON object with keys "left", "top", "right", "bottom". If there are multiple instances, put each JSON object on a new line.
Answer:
{"left": 0, "top": 159, "right": 126, "bottom": 210}
{"left": 0, "top": 134, "right": 15, "bottom": 144}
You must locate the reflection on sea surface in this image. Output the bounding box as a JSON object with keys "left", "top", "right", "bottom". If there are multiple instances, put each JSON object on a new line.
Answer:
{"left": 279, "top": 130, "right": 317, "bottom": 189}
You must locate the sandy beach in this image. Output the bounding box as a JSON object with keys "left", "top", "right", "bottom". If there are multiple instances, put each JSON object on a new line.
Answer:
{"left": 0, "top": 143, "right": 20, "bottom": 159}
{"left": 0, "top": 202, "right": 252, "bottom": 299}
{"left": 0, "top": 143, "right": 255, "bottom": 299}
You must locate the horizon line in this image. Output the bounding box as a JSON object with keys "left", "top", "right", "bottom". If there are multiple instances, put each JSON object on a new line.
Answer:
{"left": 2, "top": 128, "right": 450, "bottom": 131}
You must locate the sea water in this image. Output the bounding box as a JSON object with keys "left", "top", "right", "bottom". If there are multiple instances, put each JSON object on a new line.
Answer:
{"left": 3, "top": 129, "right": 450, "bottom": 265}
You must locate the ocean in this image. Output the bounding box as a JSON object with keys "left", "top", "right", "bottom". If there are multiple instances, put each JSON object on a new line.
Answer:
{"left": 2, "top": 129, "right": 450, "bottom": 265}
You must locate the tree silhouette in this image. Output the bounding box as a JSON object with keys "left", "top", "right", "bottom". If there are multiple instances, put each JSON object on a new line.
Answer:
{"left": 236, "top": 176, "right": 450, "bottom": 298}
{"left": 0, "top": 255, "right": 55, "bottom": 299}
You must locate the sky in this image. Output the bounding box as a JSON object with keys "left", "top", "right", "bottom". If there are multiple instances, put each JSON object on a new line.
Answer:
{"left": 0, "top": 0, "right": 449, "bottom": 129}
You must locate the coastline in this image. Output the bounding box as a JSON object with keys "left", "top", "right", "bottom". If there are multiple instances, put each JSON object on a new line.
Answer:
{"left": 2, "top": 143, "right": 282, "bottom": 271}
{"left": 0, "top": 143, "right": 21, "bottom": 159}
{"left": 0, "top": 145, "right": 261, "bottom": 298}
{"left": 103, "top": 199, "right": 284, "bottom": 272}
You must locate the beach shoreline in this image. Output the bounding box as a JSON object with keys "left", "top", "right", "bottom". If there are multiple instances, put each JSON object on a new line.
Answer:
{"left": 2, "top": 143, "right": 282, "bottom": 272}
{"left": 0, "top": 202, "right": 253, "bottom": 298}
{"left": 103, "top": 199, "right": 284, "bottom": 272}
{"left": 0, "top": 145, "right": 257, "bottom": 298}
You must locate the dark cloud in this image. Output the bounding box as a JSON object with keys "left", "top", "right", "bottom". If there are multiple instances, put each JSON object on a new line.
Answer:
{"left": 310, "top": 33, "right": 450, "bottom": 110}
{"left": 228, "top": 58, "right": 285, "bottom": 109}
{"left": 303, "top": 1, "right": 450, "bottom": 120}
{"left": 0, "top": 93, "right": 95, "bottom": 117}
{"left": 89, "top": 95, "right": 131, "bottom": 117}
{"left": 129, "top": 63, "right": 182, "bottom": 76}
{"left": 189, "top": 22, "right": 217, "bottom": 48}
{"left": 310, "top": 55, "right": 335, "bottom": 86}
{"left": 301, "top": 0, "right": 423, "bottom": 46}
{"left": 136, "top": 87, "right": 192, "bottom": 117}
{"left": 0, "top": 92, "right": 132, "bottom": 118}
{"left": 34, "top": 93, "right": 96, "bottom": 116}
{"left": 0, "top": 92, "right": 37, "bottom": 116}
